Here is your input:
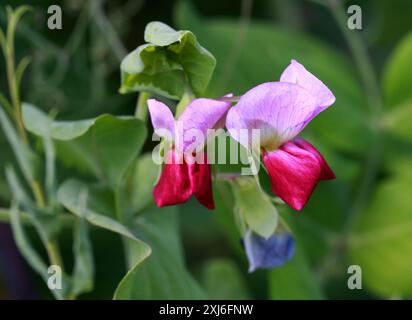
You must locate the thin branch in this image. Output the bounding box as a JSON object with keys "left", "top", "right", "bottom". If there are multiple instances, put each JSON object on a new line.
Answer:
{"left": 217, "top": 0, "right": 253, "bottom": 92}
{"left": 0, "top": 207, "right": 75, "bottom": 226}
{"left": 91, "top": 0, "right": 127, "bottom": 62}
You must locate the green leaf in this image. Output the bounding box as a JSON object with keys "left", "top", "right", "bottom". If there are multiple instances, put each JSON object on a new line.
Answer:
{"left": 348, "top": 159, "right": 412, "bottom": 297}
{"left": 57, "top": 179, "right": 151, "bottom": 267}
{"left": 22, "top": 103, "right": 95, "bottom": 140}
{"left": 120, "top": 21, "right": 216, "bottom": 99}
{"left": 202, "top": 258, "right": 250, "bottom": 299}
{"left": 120, "top": 44, "right": 185, "bottom": 99}
{"left": 382, "top": 97, "right": 412, "bottom": 143}
{"left": 382, "top": 32, "right": 412, "bottom": 108}
{"left": 144, "top": 21, "right": 186, "bottom": 46}
{"left": 270, "top": 247, "right": 324, "bottom": 300}
{"left": 231, "top": 177, "right": 278, "bottom": 239}
{"left": 124, "top": 153, "right": 159, "bottom": 214}
{"left": 22, "top": 104, "right": 147, "bottom": 188}
{"left": 114, "top": 207, "right": 206, "bottom": 299}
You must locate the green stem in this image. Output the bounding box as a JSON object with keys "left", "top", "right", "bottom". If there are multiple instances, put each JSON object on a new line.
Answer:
{"left": 175, "top": 89, "right": 195, "bottom": 118}
{"left": 135, "top": 91, "right": 151, "bottom": 121}
{"left": 45, "top": 240, "right": 64, "bottom": 269}
{"left": 5, "top": 42, "right": 28, "bottom": 144}
{"left": 325, "top": 0, "right": 383, "bottom": 232}
{"left": 327, "top": 0, "right": 382, "bottom": 116}
{"left": 2, "top": 7, "right": 49, "bottom": 220}
{"left": 91, "top": 0, "right": 127, "bottom": 62}
{"left": 115, "top": 186, "right": 134, "bottom": 269}
{"left": 2, "top": 7, "right": 69, "bottom": 299}
{"left": 314, "top": 0, "right": 384, "bottom": 283}
{"left": 0, "top": 92, "right": 13, "bottom": 116}
{"left": 30, "top": 179, "right": 46, "bottom": 209}
{"left": 217, "top": 0, "right": 253, "bottom": 91}
{"left": 33, "top": 178, "right": 63, "bottom": 274}
{"left": 0, "top": 207, "right": 75, "bottom": 226}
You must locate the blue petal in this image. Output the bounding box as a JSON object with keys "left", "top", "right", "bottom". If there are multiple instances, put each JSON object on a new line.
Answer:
{"left": 243, "top": 230, "right": 295, "bottom": 272}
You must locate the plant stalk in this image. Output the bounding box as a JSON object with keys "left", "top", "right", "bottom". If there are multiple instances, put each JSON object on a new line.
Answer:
{"left": 135, "top": 91, "right": 151, "bottom": 121}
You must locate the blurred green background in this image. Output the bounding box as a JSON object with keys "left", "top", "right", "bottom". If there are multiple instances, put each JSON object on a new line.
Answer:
{"left": 1, "top": 0, "right": 412, "bottom": 299}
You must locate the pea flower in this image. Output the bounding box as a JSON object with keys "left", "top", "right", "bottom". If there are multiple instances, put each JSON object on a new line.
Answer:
{"left": 148, "top": 98, "right": 231, "bottom": 209}
{"left": 243, "top": 230, "right": 295, "bottom": 272}
{"left": 226, "top": 60, "right": 336, "bottom": 210}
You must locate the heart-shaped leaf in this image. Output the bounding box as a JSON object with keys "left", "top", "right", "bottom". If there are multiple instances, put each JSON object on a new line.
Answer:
{"left": 114, "top": 207, "right": 206, "bottom": 299}
{"left": 120, "top": 21, "right": 216, "bottom": 99}
{"left": 22, "top": 104, "right": 147, "bottom": 188}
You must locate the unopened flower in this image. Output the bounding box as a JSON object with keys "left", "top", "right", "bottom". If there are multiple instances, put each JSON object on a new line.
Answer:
{"left": 243, "top": 230, "right": 295, "bottom": 272}
{"left": 148, "top": 98, "right": 231, "bottom": 209}
{"left": 226, "top": 60, "right": 336, "bottom": 210}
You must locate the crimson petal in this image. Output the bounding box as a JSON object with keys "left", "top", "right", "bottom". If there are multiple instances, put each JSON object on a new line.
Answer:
{"left": 153, "top": 150, "right": 192, "bottom": 207}
{"left": 188, "top": 152, "right": 214, "bottom": 210}
{"left": 293, "top": 138, "right": 335, "bottom": 180}
{"left": 263, "top": 140, "right": 333, "bottom": 210}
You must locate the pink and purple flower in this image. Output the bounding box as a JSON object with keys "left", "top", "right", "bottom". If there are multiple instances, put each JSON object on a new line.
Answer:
{"left": 147, "top": 98, "right": 231, "bottom": 209}
{"left": 226, "top": 59, "right": 336, "bottom": 210}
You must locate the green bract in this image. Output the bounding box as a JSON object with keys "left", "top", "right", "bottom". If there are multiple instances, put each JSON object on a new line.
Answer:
{"left": 231, "top": 177, "right": 278, "bottom": 239}
{"left": 120, "top": 21, "right": 216, "bottom": 99}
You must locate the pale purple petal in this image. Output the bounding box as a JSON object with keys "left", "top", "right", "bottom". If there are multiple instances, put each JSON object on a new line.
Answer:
{"left": 176, "top": 98, "right": 231, "bottom": 153}
{"left": 280, "top": 59, "right": 335, "bottom": 113}
{"left": 226, "top": 82, "right": 317, "bottom": 150}
{"left": 147, "top": 99, "right": 175, "bottom": 137}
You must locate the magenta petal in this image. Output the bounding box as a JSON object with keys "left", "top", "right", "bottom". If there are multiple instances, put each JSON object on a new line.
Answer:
{"left": 226, "top": 82, "right": 317, "bottom": 149}
{"left": 177, "top": 98, "right": 231, "bottom": 153}
{"left": 293, "top": 138, "right": 335, "bottom": 180}
{"left": 147, "top": 99, "right": 175, "bottom": 137}
{"left": 188, "top": 152, "right": 214, "bottom": 210}
{"left": 280, "top": 59, "right": 335, "bottom": 112}
{"left": 153, "top": 150, "right": 192, "bottom": 207}
{"left": 262, "top": 141, "right": 322, "bottom": 211}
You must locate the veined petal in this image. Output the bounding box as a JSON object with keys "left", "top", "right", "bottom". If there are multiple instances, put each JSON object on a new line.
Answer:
{"left": 280, "top": 59, "right": 335, "bottom": 112}
{"left": 176, "top": 98, "right": 231, "bottom": 153}
{"left": 147, "top": 99, "right": 175, "bottom": 137}
{"left": 188, "top": 152, "right": 214, "bottom": 210}
{"left": 243, "top": 230, "right": 295, "bottom": 273}
{"left": 226, "top": 82, "right": 317, "bottom": 150}
{"left": 262, "top": 141, "right": 323, "bottom": 210}
{"left": 294, "top": 138, "right": 335, "bottom": 180}
{"left": 153, "top": 150, "right": 192, "bottom": 207}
